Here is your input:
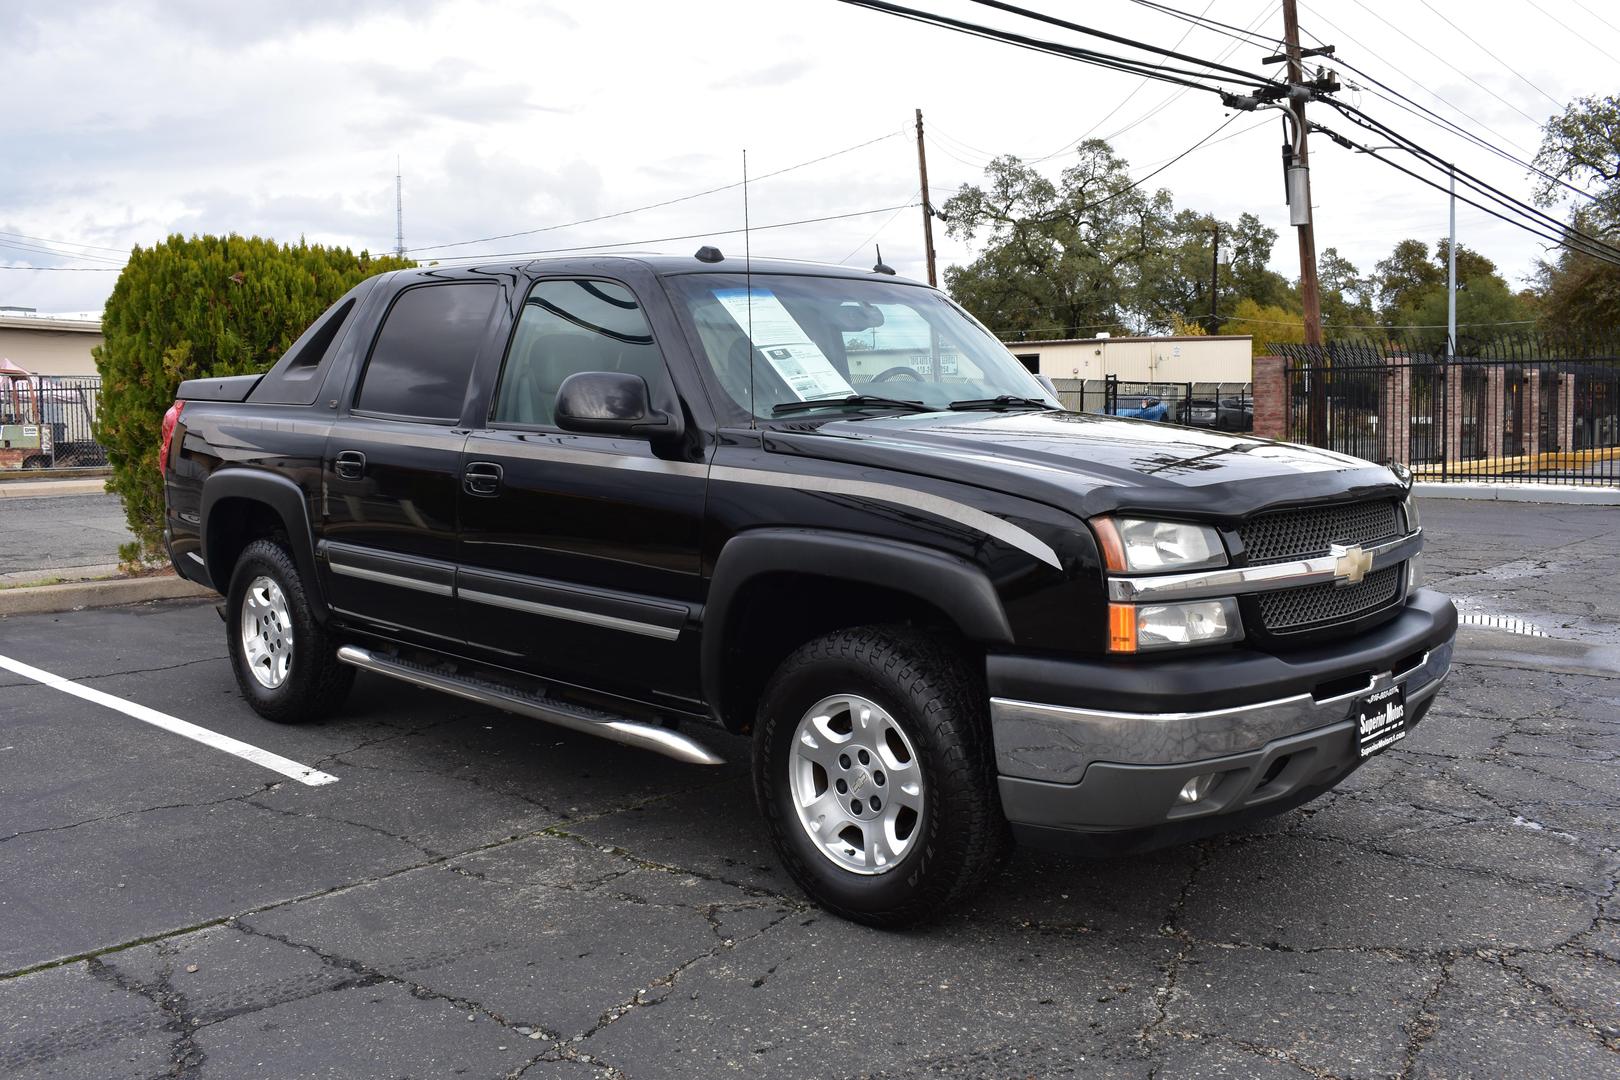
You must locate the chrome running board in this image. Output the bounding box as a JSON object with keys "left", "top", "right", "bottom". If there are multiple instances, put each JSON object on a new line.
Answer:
{"left": 335, "top": 645, "right": 724, "bottom": 766}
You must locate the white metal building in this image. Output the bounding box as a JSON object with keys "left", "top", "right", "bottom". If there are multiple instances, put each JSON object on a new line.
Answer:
{"left": 0, "top": 311, "right": 104, "bottom": 377}
{"left": 1002, "top": 334, "right": 1253, "bottom": 384}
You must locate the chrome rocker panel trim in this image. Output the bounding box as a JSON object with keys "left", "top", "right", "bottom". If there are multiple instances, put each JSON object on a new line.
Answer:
{"left": 336, "top": 645, "right": 724, "bottom": 766}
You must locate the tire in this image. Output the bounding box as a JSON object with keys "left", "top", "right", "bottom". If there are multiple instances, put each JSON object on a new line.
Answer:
{"left": 753, "top": 626, "right": 1006, "bottom": 927}
{"left": 226, "top": 538, "right": 354, "bottom": 724}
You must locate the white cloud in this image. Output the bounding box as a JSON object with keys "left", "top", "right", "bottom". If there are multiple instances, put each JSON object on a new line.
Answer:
{"left": 0, "top": 0, "right": 1600, "bottom": 315}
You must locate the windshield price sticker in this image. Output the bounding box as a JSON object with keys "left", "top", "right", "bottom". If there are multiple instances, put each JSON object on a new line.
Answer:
{"left": 715, "top": 288, "right": 855, "bottom": 401}
{"left": 1356, "top": 683, "right": 1407, "bottom": 759}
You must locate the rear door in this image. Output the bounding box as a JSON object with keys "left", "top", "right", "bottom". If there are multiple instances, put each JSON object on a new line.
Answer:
{"left": 320, "top": 279, "right": 504, "bottom": 645}
{"left": 455, "top": 275, "right": 708, "bottom": 709}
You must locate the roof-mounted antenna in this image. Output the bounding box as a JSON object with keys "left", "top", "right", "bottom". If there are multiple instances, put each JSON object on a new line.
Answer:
{"left": 873, "top": 245, "right": 896, "bottom": 275}
{"left": 744, "top": 149, "right": 756, "bottom": 430}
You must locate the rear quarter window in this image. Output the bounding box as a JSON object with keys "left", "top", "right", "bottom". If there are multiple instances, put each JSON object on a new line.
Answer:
{"left": 355, "top": 282, "right": 498, "bottom": 421}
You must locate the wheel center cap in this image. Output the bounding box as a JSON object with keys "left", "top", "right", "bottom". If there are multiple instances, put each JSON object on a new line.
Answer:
{"left": 850, "top": 765, "right": 872, "bottom": 795}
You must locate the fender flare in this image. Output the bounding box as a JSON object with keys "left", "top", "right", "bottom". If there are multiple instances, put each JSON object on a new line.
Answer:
{"left": 701, "top": 528, "right": 1014, "bottom": 721}
{"left": 199, "top": 468, "right": 327, "bottom": 617}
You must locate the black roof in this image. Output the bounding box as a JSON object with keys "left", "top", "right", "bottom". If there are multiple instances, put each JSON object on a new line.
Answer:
{"left": 387, "top": 252, "right": 929, "bottom": 287}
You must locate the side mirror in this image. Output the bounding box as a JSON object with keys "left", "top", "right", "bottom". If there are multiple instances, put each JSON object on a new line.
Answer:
{"left": 554, "top": 371, "right": 681, "bottom": 442}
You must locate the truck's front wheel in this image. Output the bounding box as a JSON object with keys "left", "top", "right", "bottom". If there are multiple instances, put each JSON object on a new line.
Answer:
{"left": 753, "top": 626, "right": 1005, "bottom": 926}
{"left": 226, "top": 539, "right": 354, "bottom": 724}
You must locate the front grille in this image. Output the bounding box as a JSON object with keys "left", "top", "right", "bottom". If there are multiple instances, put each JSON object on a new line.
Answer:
{"left": 1239, "top": 500, "right": 1400, "bottom": 565}
{"left": 1255, "top": 565, "right": 1403, "bottom": 633}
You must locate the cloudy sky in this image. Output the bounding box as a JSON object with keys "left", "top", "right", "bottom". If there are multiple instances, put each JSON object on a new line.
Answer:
{"left": 3, "top": 0, "right": 1611, "bottom": 321}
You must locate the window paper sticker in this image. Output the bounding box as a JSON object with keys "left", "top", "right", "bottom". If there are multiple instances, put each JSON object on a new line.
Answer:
{"left": 714, "top": 288, "right": 855, "bottom": 400}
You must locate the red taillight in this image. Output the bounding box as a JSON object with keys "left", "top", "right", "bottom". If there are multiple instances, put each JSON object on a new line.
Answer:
{"left": 159, "top": 400, "right": 184, "bottom": 475}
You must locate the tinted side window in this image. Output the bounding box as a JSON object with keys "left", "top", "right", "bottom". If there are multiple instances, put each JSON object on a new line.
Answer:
{"left": 356, "top": 283, "right": 497, "bottom": 420}
{"left": 491, "top": 279, "right": 664, "bottom": 428}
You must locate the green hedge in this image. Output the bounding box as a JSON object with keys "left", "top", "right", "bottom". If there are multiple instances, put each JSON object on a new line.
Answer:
{"left": 93, "top": 234, "right": 414, "bottom": 565}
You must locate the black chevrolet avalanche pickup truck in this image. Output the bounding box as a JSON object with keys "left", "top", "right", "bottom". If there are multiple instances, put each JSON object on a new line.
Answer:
{"left": 162, "top": 253, "right": 1456, "bottom": 925}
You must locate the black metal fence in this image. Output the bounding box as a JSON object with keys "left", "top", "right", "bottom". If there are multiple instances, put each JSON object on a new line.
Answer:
{"left": 0, "top": 374, "right": 108, "bottom": 470}
{"left": 1275, "top": 337, "right": 1620, "bottom": 486}
{"left": 1052, "top": 376, "right": 1254, "bottom": 431}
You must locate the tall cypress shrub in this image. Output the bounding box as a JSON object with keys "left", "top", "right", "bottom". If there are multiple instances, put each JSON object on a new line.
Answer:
{"left": 93, "top": 234, "right": 413, "bottom": 565}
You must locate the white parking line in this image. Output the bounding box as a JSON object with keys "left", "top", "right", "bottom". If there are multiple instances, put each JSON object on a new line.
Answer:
{"left": 0, "top": 653, "right": 338, "bottom": 786}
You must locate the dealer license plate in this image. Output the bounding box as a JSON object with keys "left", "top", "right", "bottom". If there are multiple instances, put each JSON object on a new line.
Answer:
{"left": 1355, "top": 684, "right": 1408, "bottom": 759}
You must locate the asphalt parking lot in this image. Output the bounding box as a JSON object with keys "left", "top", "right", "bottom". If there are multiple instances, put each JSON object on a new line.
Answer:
{"left": 1, "top": 498, "right": 1617, "bottom": 1079}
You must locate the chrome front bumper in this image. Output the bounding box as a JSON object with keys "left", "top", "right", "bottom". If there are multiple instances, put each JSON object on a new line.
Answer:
{"left": 991, "top": 638, "right": 1453, "bottom": 785}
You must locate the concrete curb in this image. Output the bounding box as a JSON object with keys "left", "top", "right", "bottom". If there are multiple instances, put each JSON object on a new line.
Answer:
{"left": 1413, "top": 481, "right": 1620, "bottom": 505}
{"left": 0, "top": 477, "right": 110, "bottom": 498}
{"left": 0, "top": 574, "right": 214, "bottom": 617}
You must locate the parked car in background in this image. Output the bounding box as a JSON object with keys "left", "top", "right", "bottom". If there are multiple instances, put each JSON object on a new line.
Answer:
{"left": 1178, "top": 396, "right": 1254, "bottom": 432}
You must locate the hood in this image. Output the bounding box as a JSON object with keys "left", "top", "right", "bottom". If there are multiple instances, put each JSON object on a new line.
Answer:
{"left": 763, "top": 410, "right": 1407, "bottom": 522}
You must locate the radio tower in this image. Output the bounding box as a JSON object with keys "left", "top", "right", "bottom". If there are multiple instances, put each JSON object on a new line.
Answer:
{"left": 393, "top": 158, "right": 406, "bottom": 258}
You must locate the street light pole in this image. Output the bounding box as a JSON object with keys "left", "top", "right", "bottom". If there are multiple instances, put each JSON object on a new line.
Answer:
{"left": 1446, "top": 163, "right": 1457, "bottom": 358}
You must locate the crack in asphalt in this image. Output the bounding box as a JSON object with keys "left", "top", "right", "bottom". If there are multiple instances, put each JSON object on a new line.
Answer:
{"left": 0, "top": 783, "right": 278, "bottom": 845}
{"left": 226, "top": 919, "right": 557, "bottom": 1039}
{"left": 86, "top": 953, "right": 207, "bottom": 1079}
{"left": 0, "top": 652, "right": 230, "bottom": 693}
{"left": 0, "top": 774, "right": 744, "bottom": 984}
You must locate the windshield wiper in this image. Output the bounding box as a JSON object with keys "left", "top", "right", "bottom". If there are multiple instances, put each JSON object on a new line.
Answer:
{"left": 771, "top": 394, "right": 933, "bottom": 416}
{"left": 945, "top": 395, "right": 1053, "bottom": 412}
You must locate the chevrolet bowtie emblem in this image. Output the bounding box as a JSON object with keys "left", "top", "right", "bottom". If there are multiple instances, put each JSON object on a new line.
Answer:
{"left": 1331, "top": 542, "right": 1374, "bottom": 586}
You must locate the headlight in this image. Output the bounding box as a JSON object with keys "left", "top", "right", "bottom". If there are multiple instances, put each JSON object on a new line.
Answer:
{"left": 1093, "top": 517, "right": 1227, "bottom": 573}
{"left": 1402, "top": 493, "right": 1422, "bottom": 533}
{"left": 1109, "top": 598, "right": 1242, "bottom": 653}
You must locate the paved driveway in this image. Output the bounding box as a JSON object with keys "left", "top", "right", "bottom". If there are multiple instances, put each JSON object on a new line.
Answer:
{"left": 0, "top": 499, "right": 1616, "bottom": 1079}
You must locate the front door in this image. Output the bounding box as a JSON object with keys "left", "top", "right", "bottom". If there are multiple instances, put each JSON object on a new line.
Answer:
{"left": 321, "top": 279, "right": 503, "bottom": 646}
{"left": 455, "top": 277, "right": 707, "bottom": 709}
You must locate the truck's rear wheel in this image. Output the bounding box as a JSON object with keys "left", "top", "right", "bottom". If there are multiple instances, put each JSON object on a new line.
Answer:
{"left": 226, "top": 539, "right": 353, "bottom": 723}
{"left": 753, "top": 626, "right": 1005, "bottom": 927}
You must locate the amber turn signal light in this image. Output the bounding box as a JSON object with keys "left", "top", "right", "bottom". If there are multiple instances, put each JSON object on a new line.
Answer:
{"left": 1108, "top": 603, "right": 1137, "bottom": 654}
{"left": 1092, "top": 517, "right": 1127, "bottom": 573}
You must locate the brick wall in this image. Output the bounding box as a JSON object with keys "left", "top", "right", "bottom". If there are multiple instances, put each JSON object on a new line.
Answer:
{"left": 1252, "top": 355, "right": 1287, "bottom": 441}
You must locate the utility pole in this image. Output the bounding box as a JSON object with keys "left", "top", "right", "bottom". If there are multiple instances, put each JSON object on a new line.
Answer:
{"left": 1446, "top": 164, "right": 1457, "bottom": 357}
{"left": 1280, "top": 0, "right": 1322, "bottom": 348}
{"left": 915, "top": 109, "right": 938, "bottom": 287}
{"left": 1207, "top": 222, "right": 1220, "bottom": 334}
{"left": 394, "top": 157, "right": 406, "bottom": 259}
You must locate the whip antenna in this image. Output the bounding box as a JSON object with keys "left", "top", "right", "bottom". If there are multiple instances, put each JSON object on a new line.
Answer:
{"left": 743, "top": 148, "right": 755, "bottom": 430}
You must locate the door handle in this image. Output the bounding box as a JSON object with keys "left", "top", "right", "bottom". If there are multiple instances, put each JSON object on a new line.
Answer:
{"left": 334, "top": 450, "right": 366, "bottom": 481}
{"left": 463, "top": 461, "right": 503, "bottom": 497}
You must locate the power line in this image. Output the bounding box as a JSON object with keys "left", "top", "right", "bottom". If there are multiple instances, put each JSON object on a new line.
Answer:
{"left": 1295, "top": 6, "right": 1594, "bottom": 204}
{"left": 0, "top": 230, "right": 128, "bottom": 255}
{"left": 0, "top": 239, "right": 126, "bottom": 265}
{"left": 425, "top": 202, "right": 924, "bottom": 264}
{"left": 834, "top": 0, "right": 1270, "bottom": 94}
{"left": 1297, "top": 3, "right": 1537, "bottom": 158}
{"left": 1312, "top": 114, "right": 1620, "bottom": 267}
{"left": 407, "top": 128, "right": 907, "bottom": 254}
{"left": 961, "top": 0, "right": 1270, "bottom": 86}
{"left": 1040, "top": 0, "right": 1277, "bottom": 162}
{"left": 1215, "top": 313, "right": 1540, "bottom": 329}
{"left": 1323, "top": 99, "right": 1620, "bottom": 257}
{"left": 1523, "top": 0, "right": 1620, "bottom": 67}
{"left": 1029, "top": 0, "right": 1218, "bottom": 163}
{"left": 1125, "top": 0, "right": 1283, "bottom": 49}
{"left": 0, "top": 264, "right": 124, "bottom": 272}
{"left": 840, "top": 190, "right": 919, "bottom": 264}
{"left": 1413, "top": 0, "right": 1562, "bottom": 110}
{"left": 1343, "top": 0, "right": 1547, "bottom": 127}
{"left": 1567, "top": 0, "right": 1620, "bottom": 38}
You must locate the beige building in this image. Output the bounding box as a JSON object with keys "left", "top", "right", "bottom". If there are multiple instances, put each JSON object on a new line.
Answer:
{"left": 0, "top": 312, "right": 104, "bottom": 377}
{"left": 1003, "top": 334, "right": 1253, "bottom": 384}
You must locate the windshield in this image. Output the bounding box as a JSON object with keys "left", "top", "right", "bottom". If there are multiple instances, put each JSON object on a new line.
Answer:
{"left": 664, "top": 273, "right": 1060, "bottom": 421}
